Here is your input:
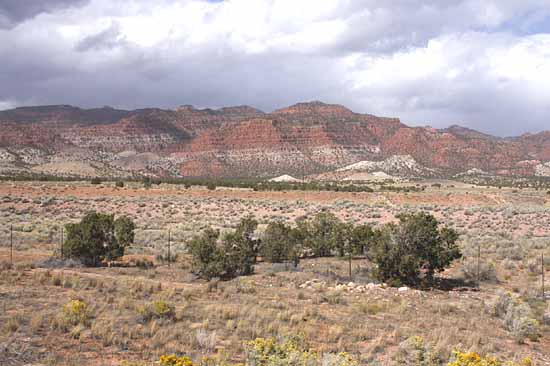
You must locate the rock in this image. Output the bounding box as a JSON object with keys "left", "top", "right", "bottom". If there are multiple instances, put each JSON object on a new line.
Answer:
{"left": 311, "top": 282, "right": 324, "bottom": 291}
{"left": 269, "top": 174, "right": 303, "bottom": 183}
{"left": 398, "top": 286, "right": 409, "bottom": 292}
{"left": 2, "top": 102, "right": 548, "bottom": 179}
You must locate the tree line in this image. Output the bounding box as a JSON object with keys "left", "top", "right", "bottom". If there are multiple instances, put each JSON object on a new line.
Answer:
{"left": 188, "top": 211, "right": 462, "bottom": 287}
{"left": 61, "top": 210, "right": 461, "bottom": 287}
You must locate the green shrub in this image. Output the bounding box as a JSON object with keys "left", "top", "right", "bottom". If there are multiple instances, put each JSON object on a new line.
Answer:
{"left": 371, "top": 212, "right": 461, "bottom": 286}
{"left": 260, "top": 221, "right": 299, "bottom": 264}
{"left": 332, "top": 222, "right": 354, "bottom": 257}
{"left": 331, "top": 222, "right": 376, "bottom": 258}
{"left": 298, "top": 214, "right": 375, "bottom": 258}
{"left": 485, "top": 291, "right": 540, "bottom": 343}
{"left": 139, "top": 300, "right": 175, "bottom": 322}
{"left": 188, "top": 217, "right": 258, "bottom": 280}
{"left": 143, "top": 177, "right": 152, "bottom": 188}
{"left": 245, "top": 337, "right": 357, "bottom": 366}
{"left": 90, "top": 177, "right": 102, "bottom": 185}
{"left": 301, "top": 212, "right": 341, "bottom": 257}
{"left": 394, "top": 336, "right": 439, "bottom": 366}
{"left": 503, "top": 301, "right": 540, "bottom": 343}
{"left": 188, "top": 228, "right": 224, "bottom": 280}
{"left": 349, "top": 223, "right": 375, "bottom": 256}
{"left": 114, "top": 216, "right": 136, "bottom": 253}
{"left": 461, "top": 258, "right": 498, "bottom": 283}
{"left": 221, "top": 215, "right": 259, "bottom": 276}
{"left": 115, "top": 181, "right": 124, "bottom": 188}
{"left": 63, "top": 212, "right": 135, "bottom": 266}
{"left": 54, "top": 299, "right": 91, "bottom": 331}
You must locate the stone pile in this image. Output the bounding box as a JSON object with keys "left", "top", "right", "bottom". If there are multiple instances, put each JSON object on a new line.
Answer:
{"left": 300, "top": 279, "right": 402, "bottom": 294}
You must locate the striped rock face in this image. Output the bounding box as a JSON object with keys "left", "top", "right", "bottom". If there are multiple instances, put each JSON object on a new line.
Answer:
{"left": 1, "top": 102, "right": 549, "bottom": 178}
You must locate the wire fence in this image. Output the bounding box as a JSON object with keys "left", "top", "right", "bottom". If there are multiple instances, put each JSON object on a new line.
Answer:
{"left": 2, "top": 224, "right": 548, "bottom": 300}
{"left": 1, "top": 222, "right": 191, "bottom": 266}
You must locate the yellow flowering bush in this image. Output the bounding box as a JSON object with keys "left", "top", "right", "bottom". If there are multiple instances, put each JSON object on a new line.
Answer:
{"left": 157, "top": 354, "right": 236, "bottom": 366}
{"left": 159, "top": 354, "right": 194, "bottom": 366}
{"left": 53, "top": 299, "right": 91, "bottom": 332}
{"left": 119, "top": 361, "right": 148, "bottom": 366}
{"left": 448, "top": 351, "right": 533, "bottom": 366}
{"left": 245, "top": 337, "right": 357, "bottom": 366}
{"left": 138, "top": 299, "right": 175, "bottom": 321}
{"left": 63, "top": 299, "right": 90, "bottom": 326}
{"left": 153, "top": 300, "right": 175, "bottom": 318}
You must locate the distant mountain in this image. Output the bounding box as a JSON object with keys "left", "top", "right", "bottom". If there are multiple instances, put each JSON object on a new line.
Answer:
{"left": 0, "top": 101, "right": 549, "bottom": 178}
{"left": 439, "top": 125, "right": 501, "bottom": 141}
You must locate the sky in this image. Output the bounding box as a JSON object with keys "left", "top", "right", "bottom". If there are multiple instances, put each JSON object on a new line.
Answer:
{"left": 1, "top": 0, "right": 550, "bottom": 136}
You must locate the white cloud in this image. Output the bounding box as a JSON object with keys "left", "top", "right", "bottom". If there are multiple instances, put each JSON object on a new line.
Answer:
{"left": 345, "top": 32, "right": 550, "bottom": 134}
{"left": 1, "top": 0, "right": 550, "bottom": 135}
{"left": 0, "top": 100, "right": 17, "bottom": 110}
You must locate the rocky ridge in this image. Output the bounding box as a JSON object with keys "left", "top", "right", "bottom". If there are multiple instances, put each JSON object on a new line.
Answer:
{"left": 0, "top": 102, "right": 549, "bottom": 178}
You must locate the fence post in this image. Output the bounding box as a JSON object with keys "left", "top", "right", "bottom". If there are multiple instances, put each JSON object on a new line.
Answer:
{"left": 168, "top": 229, "right": 171, "bottom": 268}
{"left": 348, "top": 254, "right": 352, "bottom": 281}
{"left": 10, "top": 224, "right": 13, "bottom": 266}
{"left": 348, "top": 252, "right": 352, "bottom": 282}
{"left": 60, "top": 225, "right": 64, "bottom": 258}
{"left": 477, "top": 243, "right": 481, "bottom": 287}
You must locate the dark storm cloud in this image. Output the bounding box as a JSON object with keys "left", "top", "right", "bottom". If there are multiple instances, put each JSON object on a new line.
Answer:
{"left": 0, "top": 0, "right": 89, "bottom": 28}
{"left": 75, "top": 22, "right": 126, "bottom": 52}
{"left": 1, "top": 39, "right": 348, "bottom": 113}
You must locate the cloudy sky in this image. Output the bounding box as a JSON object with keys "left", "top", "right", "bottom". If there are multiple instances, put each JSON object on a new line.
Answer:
{"left": 1, "top": 0, "right": 549, "bottom": 136}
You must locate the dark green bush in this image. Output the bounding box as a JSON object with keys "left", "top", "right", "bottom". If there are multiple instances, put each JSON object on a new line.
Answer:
{"left": 350, "top": 224, "right": 375, "bottom": 256}
{"left": 188, "top": 228, "right": 225, "bottom": 280}
{"left": 221, "top": 216, "right": 259, "bottom": 277}
{"left": 260, "top": 221, "right": 300, "bottom": 264}
{"left": 189, "top": 211, "right": 458, "bottom": 285}
{"left": 301, "top": 212, "right": 341, "bottom": 257}
{"left": 90, "top": 177, "right": 102, "bottom": 185}
{"left": 143, "top": 177, "right": 152, "bottom": 188}
{"left": 115, "top": 181, "right": 124, "bottom": 188}
{"left": 371, "top": 212, "right": 461, "bottom": 286}
{"left": 63, "top": 212, "right": 135, "bottom": 266}
{"left": 114, "top": 216, "right": 135, "bottom": 252}
{"left": 188, "top": 216, "right": 259, "bottom": 280}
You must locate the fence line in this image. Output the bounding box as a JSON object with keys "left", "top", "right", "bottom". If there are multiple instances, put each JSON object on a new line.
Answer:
{"left": 2, "top": 223, "right": 190, "bottom": 265}
{"left": 2, "top": 222, "right": 549, "bottom": 300}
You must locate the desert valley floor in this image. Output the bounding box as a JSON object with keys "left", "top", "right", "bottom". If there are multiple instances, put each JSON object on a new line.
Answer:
{"left": 1, "top": 181, "right": 549, "bottom": 365}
